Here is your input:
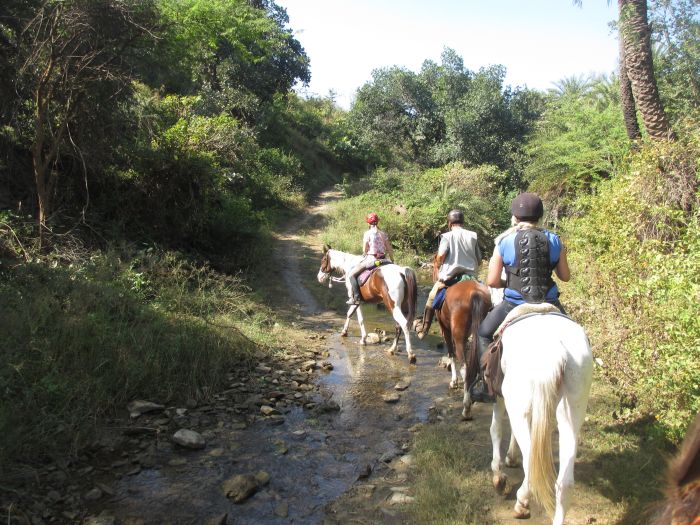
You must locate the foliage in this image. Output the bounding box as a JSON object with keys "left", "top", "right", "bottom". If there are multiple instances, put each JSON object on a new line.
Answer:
{"left": 149, "top": 0, "right": 310, "bottom": 108}
{"left": 561, "top": 136, "right": 699, "bottom": 441}
{"left": 525, "top": 78, "right": 631, "bottom": 218}
{"left": 347, "top": 48, "right": 544, "bottom": 187}
{"left": 650, "top": 0, "right": 700, "bottom": 126}
{"left": 327, "top": 163, "right": 511, "bottom": 261}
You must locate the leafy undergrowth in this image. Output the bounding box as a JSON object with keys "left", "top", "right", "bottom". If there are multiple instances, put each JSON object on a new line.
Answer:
{"left": 408, "top": 378, "right": 673, "bottom": 525}
{"left": 561, "top": 135, "right": 699, "bottom": 442}
{"left": 0, "top": 227, "right": 294, "bottom": 471}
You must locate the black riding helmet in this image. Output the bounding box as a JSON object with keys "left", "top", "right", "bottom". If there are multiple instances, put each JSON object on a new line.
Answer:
{"left": 511, "top": 193, "right": 543, "bottom": 221}
{"left": 447, "top": 209, "right": 464, "bottom": 225}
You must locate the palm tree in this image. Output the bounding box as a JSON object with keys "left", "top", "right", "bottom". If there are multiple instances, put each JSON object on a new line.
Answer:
{"left": 618, "top": 0, "right": 675, "bottom": 140}
{"left": 573, "top": 0, "right": 674, "bottom": 141}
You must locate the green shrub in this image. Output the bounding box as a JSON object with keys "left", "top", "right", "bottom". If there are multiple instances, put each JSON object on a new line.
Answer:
{"left": 561, "top": 137, "right": 699, "bottom": 441}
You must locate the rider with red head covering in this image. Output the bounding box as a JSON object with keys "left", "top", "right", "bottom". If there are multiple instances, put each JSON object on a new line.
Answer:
{"left": 346, "top": 213, "right": 394, "bottom": 305}
{"left": 478, "top": 192, "right": 570, "bottom": 348}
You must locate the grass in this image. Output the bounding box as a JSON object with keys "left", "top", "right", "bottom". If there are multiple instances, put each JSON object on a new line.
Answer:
{"left": 407, "top": 376, "right": 673, "bottom": 525}
{"left": 0, "top": 232, "right": 293, "bottom": 471}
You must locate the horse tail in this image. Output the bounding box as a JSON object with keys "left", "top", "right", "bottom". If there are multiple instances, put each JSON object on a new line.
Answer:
{"left": 528, "top": 350, "right": 566, "bottom": 515}
{"left": 402, "top": 267, "right": 418, "bottom": 326}
{"left": 466, "top": 287, "right": 488, "bottom": 386}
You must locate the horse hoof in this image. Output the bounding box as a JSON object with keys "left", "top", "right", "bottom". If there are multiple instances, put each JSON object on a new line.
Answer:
{"left": 359, "top": 340, "right": 367, "bottom": 346}
{"left": 492, "top": 473, "right": 507, "bottom": 493}
{"left": 513, "top": 500, "right": 530, "bottom": 519}
{"left": 461, "top": 410, "right": 473, "bottom": 421}
{"left": 449, "top": 381, "right": 459, "bottom": 390}
{"left": 340, "top": 331, "right": 348, "bottom": 337}
{"left": 408, "top": 354, "right": 417, "bottom": 365}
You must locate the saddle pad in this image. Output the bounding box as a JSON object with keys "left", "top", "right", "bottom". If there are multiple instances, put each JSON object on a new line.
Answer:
{"left": 495, "top": 303, "right": 562, "bottom": 336}
{"left": 358, "top": 260, "right": 392, "bottom": 286}
{"left": 432, "top": 287, "right": 447, "bottom": 310}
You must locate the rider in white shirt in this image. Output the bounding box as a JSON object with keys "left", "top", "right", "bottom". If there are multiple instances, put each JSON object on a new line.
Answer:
{"left": 415, "top": 209, "right": 481, "bottom": 338}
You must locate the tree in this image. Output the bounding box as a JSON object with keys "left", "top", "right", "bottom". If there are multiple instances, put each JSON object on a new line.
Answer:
{"left": 15, "top": 0, "right": 157, "bottom": 231}
{"left": 618, "top": 0, "right": 675, "bottom": 139}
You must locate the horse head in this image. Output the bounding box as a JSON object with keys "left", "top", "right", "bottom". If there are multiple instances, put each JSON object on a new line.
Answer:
{"left": 317, "top": 245, "right": 333, "bottom": 284}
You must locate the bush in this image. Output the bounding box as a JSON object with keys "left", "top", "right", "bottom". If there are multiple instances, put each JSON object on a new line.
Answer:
{"left": 561, "top": 136, "right": 699, "bottom": 441}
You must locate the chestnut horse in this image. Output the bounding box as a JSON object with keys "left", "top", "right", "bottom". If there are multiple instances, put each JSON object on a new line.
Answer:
{"left": 651, "top": 410, "right": 700, "bottom": 525}
{"left": 317, "top": 245, "right": 418, "bottom": 364}
{"left": 430, "top": 255, "right": 492, "bottom": 419}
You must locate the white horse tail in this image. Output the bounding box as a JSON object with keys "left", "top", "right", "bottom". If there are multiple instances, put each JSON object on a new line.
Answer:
{"left": 402, "top": 267, "right": 418, "bottom": 326}
{"left": 528, "top": 350, "right": 566, "bottom": 514}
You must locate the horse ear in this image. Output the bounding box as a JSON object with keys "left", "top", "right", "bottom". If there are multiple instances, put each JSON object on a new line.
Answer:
{"left": 323, "top": 243, "right": 331, "bottom": 253}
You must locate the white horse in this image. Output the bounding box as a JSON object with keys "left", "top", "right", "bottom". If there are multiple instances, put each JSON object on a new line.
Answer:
{"left": 489, "top": 313, "right": 593, "bottom": 525}
{"left": 317, "top": 246, "right": 418, "bottom": 364}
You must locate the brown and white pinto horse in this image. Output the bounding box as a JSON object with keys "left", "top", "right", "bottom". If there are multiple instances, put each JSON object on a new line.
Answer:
{"left": 651, "top": 411, "right": 700, "bottom": 525}
{"left": 430, "top": 254, "right": 492, "bottom": 419}
{"left": 317, "top": 245, "right": 418, "bottom": 364}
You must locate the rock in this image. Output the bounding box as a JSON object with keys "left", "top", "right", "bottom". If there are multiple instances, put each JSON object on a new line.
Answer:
{"left": 357, "top": 464, "right": 372, "bottom": 479}
{"left": 83, "top": 513, "right": 115, "bottom": 525}
{"left": 437, "top": 356, "right": 451, "bottom": 369}
{"left": 366, "top": 333, "right": 381, "bottom": 344}
{"left": 95, "top": 483, "right": 115, "bottom": 497}
{"left": 260, "top": 405, "right": 278, "bottom": 416}
{"left": 222, "top": 474, "right": 259, "bottom": 503}
{"left": 301, "top": 360, "right": 317, "bottom": 371}
{"left": 255, "top": 470, "right": 270, "bottom": 486}
{"left": 256, "top": 365, "right": 272, "bottom": 373}
{"left": 394, "top": 379, "right": 411, "bottom": 391}
{"left": 291, "top": 430, "right": 307, "bottom": 439}
{"left": 388, "top": 492, "right": 415, "bottom": 505}
{"left": 127, "top": 400, "right": 164, "bottom": 418}
{"left": 168, "top": 458, "right": 187, "bottom": 467}
{"left": 382, "top": 392, "right": 400, "bottom": 403}
{"left": 320, "top": 361, "right": 334, "bottom": 371}
{"left": 83, "top": 487, "right": 102, "bottom": 501}
{"left": 274, "top": 501, "right": 289, "bottom": 518}
{"left": 315, "top": 400, "right": 340, "bottom": 413}
{"left": 175, "top": 408, "right": 188, "bottom": 417}
{"left": 172, "top": 429, "right": 206, "bottom": 449}
{"left": 203, "top": 513, "right": 228, "bottom": 525}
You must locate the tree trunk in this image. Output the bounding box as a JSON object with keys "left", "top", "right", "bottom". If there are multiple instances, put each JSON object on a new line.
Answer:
{"left": 618, "top": 0, "right": 675, "bottom": 140}
{"left": 618, "top": 29, "right": 642, "bottom": 143}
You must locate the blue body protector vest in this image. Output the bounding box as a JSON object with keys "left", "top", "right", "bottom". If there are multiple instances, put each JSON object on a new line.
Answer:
{"left": 505, "top": 229, "right": 555, "bottom": 303}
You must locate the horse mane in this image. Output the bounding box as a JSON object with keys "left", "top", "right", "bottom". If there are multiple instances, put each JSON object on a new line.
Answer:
{"left": 651, "top": 411, "right": 700, "bottom": 525}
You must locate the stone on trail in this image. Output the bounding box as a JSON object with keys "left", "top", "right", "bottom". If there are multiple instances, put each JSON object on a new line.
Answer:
{"left": 222, "top": 474, "right": 259, "bottom": 503}
{"left": 394, "top": 379, "right": 411, "bottom": 391}
{"left": 437, "top": 356, "right": 451, "bottom": 369}
{"left": 127, "top": 400, "right": 164, "bottom": 418}
{"left": 382, "top": 392, "right": 400, "bottom": 403}
{"left": 366, "top": 332, "right": 381, "bottom": 344}
{"left": 260, "top": 405, "right": 278, "bottom": 416}
{"left": 83, "top": 513, "right": 116, "bottom": 525}
{"left": 83, "top": 487, "right": 103, "bottom": 501}
{"left": 255, "top": 470, "right": 270, "bottom": 486}
{"left": 203, "top": 513, "right": 228, "bottom": 525}
{"left": 274, "top": 501, "right": 289, "bottom": 518}
{"left": 388, "top": 491, "right": 415, "bottom": 505}
{"left": 172, "top": 429, "right": 206, "bottom": 449}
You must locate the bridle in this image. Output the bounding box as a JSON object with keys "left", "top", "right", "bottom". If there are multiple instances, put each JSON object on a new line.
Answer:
{"left": 320, "top": 249, "right": 348, "bottom": 287}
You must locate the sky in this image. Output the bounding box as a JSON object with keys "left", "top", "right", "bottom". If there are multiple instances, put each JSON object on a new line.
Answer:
{"left": 276, "top": 0, "right": 620, "bottom": 109}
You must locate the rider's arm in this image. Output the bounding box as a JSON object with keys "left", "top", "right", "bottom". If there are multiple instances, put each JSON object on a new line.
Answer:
{"left": 486, "top": 246, "right": 505, "bottom": 288}
{"left": 554, "top": 244, "right": 571, "bottom": 282}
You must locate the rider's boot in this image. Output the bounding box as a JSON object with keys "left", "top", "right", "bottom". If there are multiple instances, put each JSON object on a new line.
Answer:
{"left": 416, "top": 305, "right": 434, "bottom": 339}
{"left": 346, "top": 276, "right": 361, "bottom": 305}
{"left": 471, "top": 336, "right": 495, "bottom": 403}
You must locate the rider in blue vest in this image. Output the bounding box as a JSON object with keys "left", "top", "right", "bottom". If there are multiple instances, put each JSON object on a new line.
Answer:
{"left": 478, "top": 192, "right": 570, "bottom": 348}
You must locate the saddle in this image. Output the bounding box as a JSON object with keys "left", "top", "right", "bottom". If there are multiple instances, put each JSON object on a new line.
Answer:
{"left": 357, "top": 259, "right": 392, "bottom": 286}
{"left": 432, "top": 273, "right": 479, "bottom": 309}
{"left": 481, "top": 303, "right": 567, "bottom": 397}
